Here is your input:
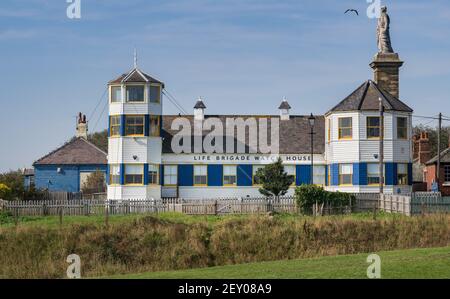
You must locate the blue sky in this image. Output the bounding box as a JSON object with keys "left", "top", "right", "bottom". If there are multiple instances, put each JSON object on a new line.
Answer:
{"left": 1, "top": 0, "right": 450, "bottom": 172}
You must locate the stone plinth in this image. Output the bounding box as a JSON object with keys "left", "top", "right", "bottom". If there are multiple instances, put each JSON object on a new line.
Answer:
{"left": 370, "top": 52, "right": 403, "bottom": 99}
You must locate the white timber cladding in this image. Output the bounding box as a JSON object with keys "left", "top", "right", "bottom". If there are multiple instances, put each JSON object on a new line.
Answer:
{"left": 161, "top": 154, "right": 326, "bottom": 165}
{"left": 177, "top": 187, "right": 296, "bottom": 199}
{"left": 325, "top": 185, "right": 412, "bottom": 194}
{"left": 108, "top": 84, "right": 163, "bottom": 115}
{"left": 147, "top": 138, "right": 162, "bottom": 164}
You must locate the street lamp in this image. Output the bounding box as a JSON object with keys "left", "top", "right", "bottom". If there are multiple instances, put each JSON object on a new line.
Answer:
{"left": 308, "top": 113, "right": 316, "bottom": 185}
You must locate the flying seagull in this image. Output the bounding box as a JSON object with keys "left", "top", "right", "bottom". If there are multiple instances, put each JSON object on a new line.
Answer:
{"left": 345, "top": 9, "right": 359, "bottom": 15}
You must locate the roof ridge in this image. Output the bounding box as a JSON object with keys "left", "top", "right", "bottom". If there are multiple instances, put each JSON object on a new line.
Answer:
{"left": 426, "top": 147, "right": 450, "bottom": 164}
{"left": 327, "top": 80, "right": 369, "bottom": 113}
{"left": 357, "top": 80, "right": 371, "bottom": 110}
{"left": 33, "top": 138, "right": 78, "bottom": 165}
{"left": 370, "top": 81, "right": 393, "bottom": 110}
{"left": 79, "top": 137, "right": 108, "bottom": 156}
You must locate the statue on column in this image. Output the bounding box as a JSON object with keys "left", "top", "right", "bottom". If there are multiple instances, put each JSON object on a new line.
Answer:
{"left": 377, "top": 6, "right": 394, "bottom": 53}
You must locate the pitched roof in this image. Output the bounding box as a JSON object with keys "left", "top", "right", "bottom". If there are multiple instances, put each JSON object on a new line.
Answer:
{"left": 194, "top": 99, "right": 206, "bottom": 109}
{"left": 426, "top": 147, "right": 450, "bottom": 165}
{"left": 161, "top": 115, "right": 325, "bottom": 154}
{"left": 34, "top": 138, "right": 107, "bottom": 166}
{"left": 278, "top": 100, "right": 291, "bottom": 110}
{"left": 109, "top": 68, "right": 164, "bottom": 86}
{"left": 327, "top": 80, "right": 413, "bottom": 114}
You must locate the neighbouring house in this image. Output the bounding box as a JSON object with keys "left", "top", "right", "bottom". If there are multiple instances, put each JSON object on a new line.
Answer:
{"left": 412, "top": 132, "right": 431, "bottom": 191}
{"left": 22, "top": 168, "right": 35, "bottom": 190}
{"left": 424, "top": 141, "right": 450, "bottom": 196}
{"left": 33, "top": 114, "right": 107, "bottom": 193}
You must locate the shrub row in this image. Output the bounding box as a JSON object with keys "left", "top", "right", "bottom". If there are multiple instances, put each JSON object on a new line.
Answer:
{"left": 295, "top": 185, "right": 355, "bottom": 213}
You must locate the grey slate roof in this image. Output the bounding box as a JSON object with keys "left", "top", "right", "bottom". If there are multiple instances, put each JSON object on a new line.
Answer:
{"left": 161, "top": 115, "right": 325, "bottom": 154}
{"left": 278, "top": 100, "right": 291, "bottom": 110}
{"left": 34, "top": 138, "right": 107, "bottom": 166}
{"left": 328, "top": 80, "right": 413, "bottom": 114}
{"left": 109, "top": 68, "right": 164, "bottom": 86}
{"left": 426, "top": 147, "right": 450, "bottom": 165}
{"left": 194, "top": 100, "right": 206, "bottom": 109}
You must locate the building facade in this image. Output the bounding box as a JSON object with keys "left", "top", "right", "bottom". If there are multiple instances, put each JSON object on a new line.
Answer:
{"left": 106, "top": 54, "right": 414, "bottom": 200}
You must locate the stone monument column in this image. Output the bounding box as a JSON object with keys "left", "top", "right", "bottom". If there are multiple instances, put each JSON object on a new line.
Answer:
{"left": 370, "top": 6, "right": 403, "bottom": 99}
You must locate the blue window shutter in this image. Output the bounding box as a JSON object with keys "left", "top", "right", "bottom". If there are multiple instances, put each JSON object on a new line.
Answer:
{"left": 237, "top": 165, "right": 252, "bottom": 186}
{"left": 359, "top": 163, "right": 368, "bottom": 186}
{"left": 144, "top": 115, "right": 150, "bottom": 136}
{"left": 332, "top": 164, "right": 339, "bottom": 186}
{"left": 297, "top": 165, "right": 311, "bottom": 185}
{"left": 106, "top": 165, "right": 110, "bottom": 185}
{"left": 120, "top": 115, "right": 126, "bottom": 136}
{"left": 325, "top": 166, "right": 329, "bottom": 186}
{"left": 160, "top": 165, "right": 164, "bottom": 186}
{"left": 120, "top": 164, "right": 125, "bottom": 185}
{"left": 178, "top": 165, "right": 193, "bottom": 186}
{"left": 208, "top": 165, "right": 223, "bottom": 186}
{"left": 143, "top": 164, "right": 149, "bottom": 185}
{"left": 408, "top": 163, "right": 413, "bottom": 185}
{"left": 393, "top": 163, "right": 398, "bottom": 185}
{"left": 352, "top": 163, "right": 360, "bottom": 185}
{"left": 107, "top": 116, "right": 111, "bottom": 137}
{"left": 385, "top": 162, "right": 394, "bottom": 185}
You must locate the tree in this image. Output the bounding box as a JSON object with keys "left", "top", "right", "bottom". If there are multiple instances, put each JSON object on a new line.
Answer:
{"left": 87, "top": 130, "right": 108, "bottom": 153}
{"left": 0, "top": 183, "right": 12, "bottom": 200}
{"left": 255, "top": 158, "right": 294, "bottom": 197}
{"left": 0, "top": 170, "right": 25, "bottom": 200}
{"left": 81, "top": 170, "right": 106, "bottom": 194}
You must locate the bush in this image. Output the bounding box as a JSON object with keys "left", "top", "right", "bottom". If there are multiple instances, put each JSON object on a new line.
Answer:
{"left": 294, "top": 185, "right": 355, "bottom": 214}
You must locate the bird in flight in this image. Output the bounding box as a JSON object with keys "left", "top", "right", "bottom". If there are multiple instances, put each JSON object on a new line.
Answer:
{"left": 345, "top": 9, "right": 359, "bottom": 15}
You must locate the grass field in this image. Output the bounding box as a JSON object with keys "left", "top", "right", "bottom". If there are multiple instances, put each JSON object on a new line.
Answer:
{"left": 0, "top": 211, "right": 407, "bottom": 229}
{"left": 111, "top": 246, "right": 450, "bottom": 279}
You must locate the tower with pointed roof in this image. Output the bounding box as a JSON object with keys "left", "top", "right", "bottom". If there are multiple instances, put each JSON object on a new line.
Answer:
{"left": 107, "top": 54, "right": 164, "bottom": 200}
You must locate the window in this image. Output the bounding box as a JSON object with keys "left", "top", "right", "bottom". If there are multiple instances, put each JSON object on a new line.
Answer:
{"left": 109, "top": 115, "right": 121, "bottom": 137}
{"left": 444, "top": 165, "right": 450, "bottom": 183}
{"left": 164, "top": 165, "right": 178, "bottom": 186}
{"left": 111, "top": 86, "right": 122, "bottom": 102}
{"left": 194, "top": 165, "right": 207, "bottom": 185}
{"left": 327, "top": 165, "right": 331, "bottom": 186}
{"left": 397, "top": 117, "right": 408, "bottom": 139}
{"left": 223, "top": 165, "right": 237, "bottom": 186}
{"left": 124, "top": 164, "right": 143, "bottom": 185}
{"left": 367, "top": 163, "right": 381, "bottom": 185}
{"left": 338, "top": 117, "right": 352, "bottom": 139}
{"left": 284, "top": 165, "right": 296, "bottom": 185}
{"left": 148, "top": 164, "right": 159, "bottom": 185}
{"left": 125, "top": 115, "right": 144, "bottom": 136}
{"left": 313, "top": 166, "right": 326, "bottom": 186}
{"left": 339, "top": 164, "right": 353, "bottom": 185}
{"left": 126, "top": 85, "right": 145, "bottom": 102}
{"left": 252, "top": 165, "right": 264, "bottom": 185}
{"left": 150, "top": 115, "right": 160, "bottom": 137}
{"left": 367, "top": 116, "right": 380, "bottom": 138}
{"left": 397, "top": 163, "right": 408, "bottom": 185}
{"left": 150, "top": 85, "right": 161, "bottom": 103}
{"left": 109, "top": 165, "right": 120, "bottom": 185}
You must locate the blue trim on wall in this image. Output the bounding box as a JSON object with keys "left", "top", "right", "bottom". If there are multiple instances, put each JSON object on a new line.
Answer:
{"left": 237, "top": 165, "right": 252, "bottom": 186}
{"left": 325, "top": 165, "right": 328, "bottom": 186}
{"left": 359, "top": 163, "right": 368, "bottom": 186}
{"left": 107, "top": 116, "right": 111, "bottom": 137}
{"left": 144, "top": 114, "right": 150, "bottom": 137}
{"left": 352, "top": 163, "right": 360, "bottom": 186}
{"left": 393, "top": 163, "right": 398, "bottom": 186}
{"left": 120, "top": 164, "right": 125, "bottom": 185}
{"left": 385, "top": 162, "right": 395, "bottom": 185}
{"left": 120, "top": 115, "right": 126, "bottom": 136}
{"left": 143, "top": 164, "right": 149, "bottom": 185}
{"left": 160, "top": 165, "right": 164, "bottom": 186}
{"left": 208, "top": 165, "right": 223, "bottom": 186}
{"left": 178, "top": 165, "right": 193, "bottom": 186}
{"left": 106, "top": 165, "right": 110, "bottom": 185}
{"left": 331, "top": 164, "right": 339, "bottom": 186}
{"left": 408, "top": 163, "right": 413, "bottom": 185}
{"left": 297, "top": 165, "right": 311, "bottom": 185}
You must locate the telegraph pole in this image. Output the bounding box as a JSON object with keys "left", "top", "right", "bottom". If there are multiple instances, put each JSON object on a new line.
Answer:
{"left": 379, "top": 98, "right": 384, "bottom": 194}
{"left": 437, "top": 113, "right": 442, "bottom": 191}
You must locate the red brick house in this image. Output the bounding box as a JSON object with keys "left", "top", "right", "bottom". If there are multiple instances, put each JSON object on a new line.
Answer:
{"left": 424, "top": 147, "right": 450, "bottom": 196}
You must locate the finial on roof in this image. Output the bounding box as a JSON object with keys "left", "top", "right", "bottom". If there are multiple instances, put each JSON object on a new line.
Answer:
{"left": 134, "top": 48, "right": 138, "bottom": 68}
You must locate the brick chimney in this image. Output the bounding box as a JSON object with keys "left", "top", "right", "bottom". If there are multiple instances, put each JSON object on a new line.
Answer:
{"left": 413, "top": 132, "right": 431, "bottom": 164}
{"left": 76, "top": 112, "right": 88, "bottom": 139}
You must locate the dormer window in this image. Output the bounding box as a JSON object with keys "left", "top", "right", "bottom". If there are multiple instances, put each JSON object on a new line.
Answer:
{"left": 111, "top": 86, "right": 122, "bottom": 103}
{"left": 126, "top": 85, "right": 145, "bottom": 102}
{"left": 150, "top": 85, "right": 161, "bottom": 103}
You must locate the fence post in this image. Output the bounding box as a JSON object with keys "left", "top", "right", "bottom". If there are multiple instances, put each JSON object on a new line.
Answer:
{"left": 14, "top": 207, "right": 19, "bottom": 226}
{"left": 214, "top": 200, "right": 218, "bottom": 215}
{"left": 105, "top": 202, "right": 109, "bottom": 228}
{"left": 59, "top": 206, "right": 63, "bottom": 226}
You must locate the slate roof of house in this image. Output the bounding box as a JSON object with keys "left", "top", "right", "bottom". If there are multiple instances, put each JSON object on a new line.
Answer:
{"left": 426, "top": 147, "right": 450, "bottom": 165}
{"left": 327, "top": 80, "right": 413, "bottom": 114}
{"left": 34, "top": 137, "right": 107, "bottom": 166}
{"left": 161, "top": 115, "right": 325, "bottom": 154}
{"left": 194, "top": 99, "right": 207, "bottom": 109}
{"left": 109, "top": 68, "right": 164, "bottom": 86}
{"left": 278, "top": 100, "right": 291, "bottom": 110}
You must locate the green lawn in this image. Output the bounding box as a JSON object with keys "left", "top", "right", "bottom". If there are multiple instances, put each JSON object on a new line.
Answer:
{"left": 110, "top": 246, "right": 450, "bottom": 279}
{"left": 0, "top": 211, "right": 406, "bottom": 229}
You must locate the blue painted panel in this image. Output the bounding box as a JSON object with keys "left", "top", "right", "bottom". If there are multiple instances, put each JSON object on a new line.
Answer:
{"left": 325, "top": 166, "right": 329, "bottom": 186}
{"left": 385, "top": 162, "right": 395, "bottom": 185}
{"left": 106, "top": 164, "right": 110, "bottom": 185}
{"left": 408, "top": 163, "right": 413, "bottom": 185}
{"left": 237, "top": 165, "right": 252, "bottom": 186}
{"left": 108, "top": 116, "right": 111, "bottom": 137}
{"left": 143, "top": 164, "right": 149, "bottom": 185}
{"left": 352, "top": 163, "right": 360, "bottom": 186}
{"left": 393, "top": 163, "right": 398, "bottom": 186}
{"left": 332, "top": 164, "right": 339, "bottom": 186}
{"left": 160, "top": 165, "right": 164, "bottom": 186}
{"left": 144, "top": 114, "right": 150, "bottom": 137}
{"left": 120, "top": 164, "right": 125, "bottom": 185}
{"left": 178, "top": 165, "right": 193, "bottom": 186}
{"left": 120, "top": 115, "right": 126, "bottom": 136}
{"left": 297, "top": 165, "right": 311, "bottom": 185}
{"left": 359, "top": 163, "right": 368, "bottom": 186}
{"left": 208, "top": 165, "right": 223, "bottom": 186}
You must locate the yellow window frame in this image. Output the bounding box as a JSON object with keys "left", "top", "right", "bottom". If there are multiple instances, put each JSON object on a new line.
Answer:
{"left": 124, "top": 164, "right": 144, "bottom": 186}
{"left": 109, "top": 164, "right": 121, "bottom": 186}
{"left": 397, "top": 163, "right": 409, "bottom": 185}
{"left": 366, "top": 116, "right": 381, "bottom": 139}
{"left": 163, "top": 164, "right": 178, "bottom": 186}
{"left": 148, "top": 164, "right": 159, "bottom": 185}
{"left": 110, "top": 85, "right": 122, "bottom": 103}
{"left": 150, "top": 84, "right": 161, "bottom": 104}
{"left": 193, "top": 165, "right": 208, "bottom": 186}
{"left": 338, "top": 164, "right": 353, "bottom": 186}
{"left": 125, "top": 84, "right": 146, "bottom": 103}
{"left": 338, "top": 117, "right": 352, "bottom": 140}
{"left": 109, "top": 115, "right": 121, "bottom": 137}
{"left": 397, "top": 117, "right": 408, "bottom": 140}
{"left": 124, "top": 115, "right": 145, "bottom": 137}
{"left": 223, "top": 165, "right": 237, "bottom": 186}
{"left": 150, "top": 115, "right": 160, "bottom": 137}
